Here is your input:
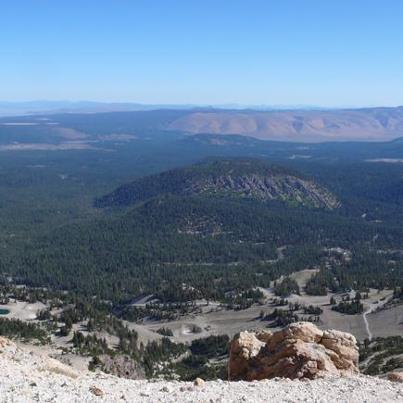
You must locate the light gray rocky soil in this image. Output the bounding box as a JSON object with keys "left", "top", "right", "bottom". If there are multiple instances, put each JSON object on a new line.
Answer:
{"left": 1, "top": 339, "right": 403, "bottom": 402}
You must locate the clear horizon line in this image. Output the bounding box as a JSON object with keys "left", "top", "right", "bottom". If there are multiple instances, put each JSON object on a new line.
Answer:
{"left": 0, "top": 100, "right": 402, "bottom": 110}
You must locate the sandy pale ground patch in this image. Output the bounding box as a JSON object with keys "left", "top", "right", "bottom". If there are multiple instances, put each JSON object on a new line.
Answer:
{"left": 0, "top": 301, "right": 46, "bottom": 321}
{"left": 1, "top": 368, "right": 403, "bottom": 402}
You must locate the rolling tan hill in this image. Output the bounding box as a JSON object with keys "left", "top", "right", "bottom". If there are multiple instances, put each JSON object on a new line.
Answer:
{"left": 168, "top": 107, "right": 403, "bottom": 142}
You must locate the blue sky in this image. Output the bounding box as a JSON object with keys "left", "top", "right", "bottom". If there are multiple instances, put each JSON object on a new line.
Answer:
{"left": 1, "top": 1, "right": 403, "bottom": 106}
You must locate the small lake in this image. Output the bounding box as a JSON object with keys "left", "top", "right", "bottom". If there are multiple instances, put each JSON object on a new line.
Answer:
{"left": 0, "top": 308, "right": 10, "bottom": 315}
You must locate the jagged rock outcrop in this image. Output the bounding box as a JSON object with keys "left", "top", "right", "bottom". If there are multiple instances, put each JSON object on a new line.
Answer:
{"left": 95, "top": 159, "right": 340, "bottom": 210}
{"left": 98, "top": 354, "right": 146, "bottom": 379}
{"left": 188, "top": 174, "right": 339, "bottom": 209}
{"left": 228, "top": 322, "right": 359, "bottom": 381}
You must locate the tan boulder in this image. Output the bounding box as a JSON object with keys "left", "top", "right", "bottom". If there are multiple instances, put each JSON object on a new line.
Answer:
{"left": 89, "top": 386, "right": 104, "bottom": 396}
{"left": 283, "top": 321, "right": 324, "bottom": 343}
{"left": 228, "top": 331, "right": 266, "bottom": 380}
{"left": 194, "top": 377, "right": 205, "bottom": 387}
{"left": 228, "top": 322, "right": 359, "bottom": 381}
{"left": 388, "top": 372, "right": 403, "bottom": 383}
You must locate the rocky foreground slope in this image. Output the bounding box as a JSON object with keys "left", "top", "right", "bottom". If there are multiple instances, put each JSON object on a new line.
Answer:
{"left": 1, "top": 325, "right": 403, "bottom": 403}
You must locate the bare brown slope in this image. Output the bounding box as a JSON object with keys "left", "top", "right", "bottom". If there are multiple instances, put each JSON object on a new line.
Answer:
{"left": 168, "top": 107, "right": 403, "bottom": 142}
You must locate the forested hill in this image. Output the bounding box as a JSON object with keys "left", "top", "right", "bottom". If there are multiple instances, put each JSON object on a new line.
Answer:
{"left": 2, "top": 156, "right": 403, "bottom": 303}
{"left": 15, "top": 193, "right": 401, "bottom": 302}
{"left": 95, "top": 159, "right": 339, "bottom": 209}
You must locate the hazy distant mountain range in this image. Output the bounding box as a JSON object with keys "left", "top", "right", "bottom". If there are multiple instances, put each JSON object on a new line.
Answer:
{"left": 168, "top": 107, "right": 403, "bottom": 142}
{"left": 1, "top": 101, "right": 403, "bottom": 142}
{"left": 0, "top": 101, "right": 327, "bottom": 117}
{"left": 0, "top": 101, "right": 198, "bottom": 116}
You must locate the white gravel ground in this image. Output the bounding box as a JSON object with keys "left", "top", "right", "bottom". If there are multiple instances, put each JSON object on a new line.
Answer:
{"left": 1, "top": 341, "right": 403, "bottom": 402}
